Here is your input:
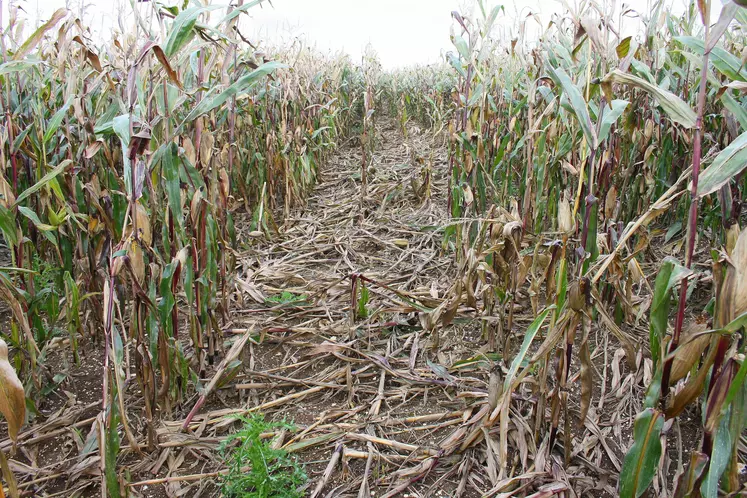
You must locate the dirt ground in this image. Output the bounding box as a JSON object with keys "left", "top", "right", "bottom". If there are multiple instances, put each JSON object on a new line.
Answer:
{"left": 0, "top": 114, "right": 726, "bottom": 497}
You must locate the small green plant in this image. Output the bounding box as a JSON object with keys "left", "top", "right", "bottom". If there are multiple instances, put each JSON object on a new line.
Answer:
{"left": 30, "top": 255, "right": 63, "bottom": 345}
{"left": 265, "top": 291, "right": 308, "bottom": 306}
{"left": 356, "top": 280, "right": 370, "bottom": 319}
{"left": 219, "top": 415, "right": 307, "bottom": 498}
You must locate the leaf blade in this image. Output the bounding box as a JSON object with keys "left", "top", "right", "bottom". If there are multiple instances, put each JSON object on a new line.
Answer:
{"left": 601, "top": 69, "right": 697, "bottom": 128}
{"left": 696, "top": 129, "right": 747, "bottom": 197}
{"left": 619, "top": 408, "right": 665, "bottom": 498}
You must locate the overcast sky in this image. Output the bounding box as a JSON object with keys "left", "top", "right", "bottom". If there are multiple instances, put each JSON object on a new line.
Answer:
{"left": 18, "top": 0, "right": 724, "bottom": 68}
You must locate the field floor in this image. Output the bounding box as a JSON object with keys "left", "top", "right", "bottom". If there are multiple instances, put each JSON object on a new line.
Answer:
{"left": 3, "top": 116, "right": 674, "bottom": 497}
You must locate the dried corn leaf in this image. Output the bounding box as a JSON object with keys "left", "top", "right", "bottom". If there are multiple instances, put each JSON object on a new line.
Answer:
{"left": 579, "top": 339, "right": 593, "bottom": 426}
{"left": 670, "top": 320, "right": 709, "bottom": 383}
{"left": 0, "top": 339, "right": 25, "bottom": 445}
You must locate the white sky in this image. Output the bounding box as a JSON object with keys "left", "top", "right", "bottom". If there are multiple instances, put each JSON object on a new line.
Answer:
{"left": 17, "top": 0, "right": 725, "bottom": 68}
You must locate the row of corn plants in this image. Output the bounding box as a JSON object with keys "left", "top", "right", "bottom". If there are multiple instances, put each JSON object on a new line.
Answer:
{"left": 0, "top": 1, "right": 364, "bottom": 495}
{"left": 378, "top": 64, "right": 455, "bottom": 137}
{"left": 418, "top": 0, "right": 747, "bottom": 495}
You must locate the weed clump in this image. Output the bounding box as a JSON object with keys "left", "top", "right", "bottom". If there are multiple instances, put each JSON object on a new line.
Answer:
{"left": 219, "top": 415, "right": 307, "bottom": 498}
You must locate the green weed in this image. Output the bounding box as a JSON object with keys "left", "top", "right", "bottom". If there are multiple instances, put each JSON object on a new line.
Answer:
{"left": 219, "top": 415, "right": 307, "bottom": 498}
{"left": 265, "top": 291, "right": 308, "bottom": 306}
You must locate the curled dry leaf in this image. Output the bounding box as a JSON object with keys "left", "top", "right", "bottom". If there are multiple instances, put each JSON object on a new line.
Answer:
{"left": 182, "top": 137, "right": 196, "bottom": 165}
{"left": 605, "top": 185, "right": 617, "bottom": 220}
{"left": 190, "top": 188, "right": 203, "bottom": 226}
{"left": 128, "top": 240, "right": 145, "bottom": 284}
{"left": 567, "top": 278, "right": 588, "bottom": 312}
{"left": 669, "top": 319, "right": 709, "bottom": 383}
{"left": 719, "top": 226, "right": 747, "bottom": 327}
{"left": 0, "top": 339, "right": 25, "bottom": 445}
{"left": 0, "top": 174, "right": 15, "bottom": 209}
{"left": 218, "top": 167, "right": 230, "bottom": 208}
{"left": 578, "top": 339, "right": 592, "bottom": 427}
{"left": 666, "top": 340, "right": 717, "bottom": 419}
{"left": 502, "top": 220, "right": 522, "bottom": 240}
{"left": 200, "top": 130, "right": 215, "bottom": 166}
{"left": 673, "top": 451, "right": 709, "bottom": 498}
{"left": 124, "top": 202, "right": 152, "bottom": 247}
{"left": 703, "top": 357, "right": 737, "bottom": 434}
{"left": 726, "top": 221, "right": 739, "bottom": 255}
{"left": 462, "top": 184, "right": 474, "bottom": 206}
{"left": 557, "top": 191, "right": 574, "bottom": 234}
{"left": 627, "top": 258, "right": 644, "bottom": 285}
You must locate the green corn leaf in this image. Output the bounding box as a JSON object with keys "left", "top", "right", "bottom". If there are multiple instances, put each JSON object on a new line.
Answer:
{"left": 720, "top": 356, "right": 747, "bottom": 419}
{"left": 695, "top": 129, "right": 747, "bottom": 198}
{"left": 177, "top": 61, "right": 286, "bottom": 133}
{"left": 311, "top": 126, "right": 331, "bottom": 140}
{"left": 0, "top": 59, "right": 42, "bottom": 77}
{"left": 598, "top": 100, "right": 629, "bottom": 142}
{"left": 43, "top": 97, "right": 73, "bottom": 144}
{"left": 216, "top": 0, "right": 265, "bottom": 26}
{"left": 548, "top": 66, "right": 597, "bottom": 150}
{"left": 673, "top": 452, "right": 709, "bottom": 498}
{"left": 178, "top": 150, "right": 206, "bottom": 190}
{"left": 162, "top": 142, "right": 183, "bottom": 228}
{"left": 600, "top": 69, "right": 696, "bottom": 128}
{"left": 616, "top": 36, "right": 632, "bottom": 58}
{"left": 484, "top": 5, "right": 505, "bottom": 35}
{"left": 630, "top": 59, "right": 656, "bottom": 84}
{"left": 356, "top": 281, "right": 369, "bottom": 319}
{"left": 720, "top": 309, "right": 747, "bottom": 335}
{"left": 12, "top": 126, "right": 32, "bottom": 155}
{"left": 447, "top": 52, "right": 466, "bottom": 78}
{"left": 644, "top": 363, "right": 663, "bottom": 409}
{"left": 650, "top": 258, "right": 691, "bottom": 368}
{"left": 18, "top": 206, "right": 56, "bottom": 232}
{"left": 721, "top": 92, "right": 747, "bottom": 131}
{"left": 664, "top": 221, "right": 683, "bottom": 243}
{"left": 452, "top": 35, "right": 470, "bottom": 61}
{"left": 706, "top": 2, "right": 738, "bottom": 54}
{"left": 163, "top": 6, "right": 222, "bottom": 58}
{"left": 645, "top": 0, "right": 665, "bottom": 49}
{"left": 701, "top": 412, "right": 733, "bottom": 498}
{"left": 112, "top": 114, "right": 132, "bottom": 194}
{"left": 0, "top": 205, "right": 18, "bottom": 247}
{"left": 158, "top": 260, "right": 178, "bottom": 331}
{"left": 15, "top": 160, "right": 72, "bottom": 206}
{"left": 619, "top": 408, "right": 665, "bottom": 498}
{"left": 676, "top": 36, "right": 747, "bottom": 82}
{"left": 92, "top": 104, "right": 127, "bottom": 136}
{"left": 503, "top": 305, "right": 555, "bottom": 391}
{"left": 105, "top": 404, "right": 122, "bottom": 498}
{"left": 724, "top": 371, "right": 747, "bottom": 488}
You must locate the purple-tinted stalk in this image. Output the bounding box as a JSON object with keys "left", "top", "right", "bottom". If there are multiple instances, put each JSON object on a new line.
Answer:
{"left": 661, "top": 18, "right": 711, "bottom": 400}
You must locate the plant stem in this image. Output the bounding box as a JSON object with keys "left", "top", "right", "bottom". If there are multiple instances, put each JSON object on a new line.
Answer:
{"left": 661, "top": 16, "right": 711, "bottom": 401}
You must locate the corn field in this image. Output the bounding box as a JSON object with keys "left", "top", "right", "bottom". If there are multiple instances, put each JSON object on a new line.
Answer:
{"left": 0, "top": 0, "right": 746, "bottom": 497}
